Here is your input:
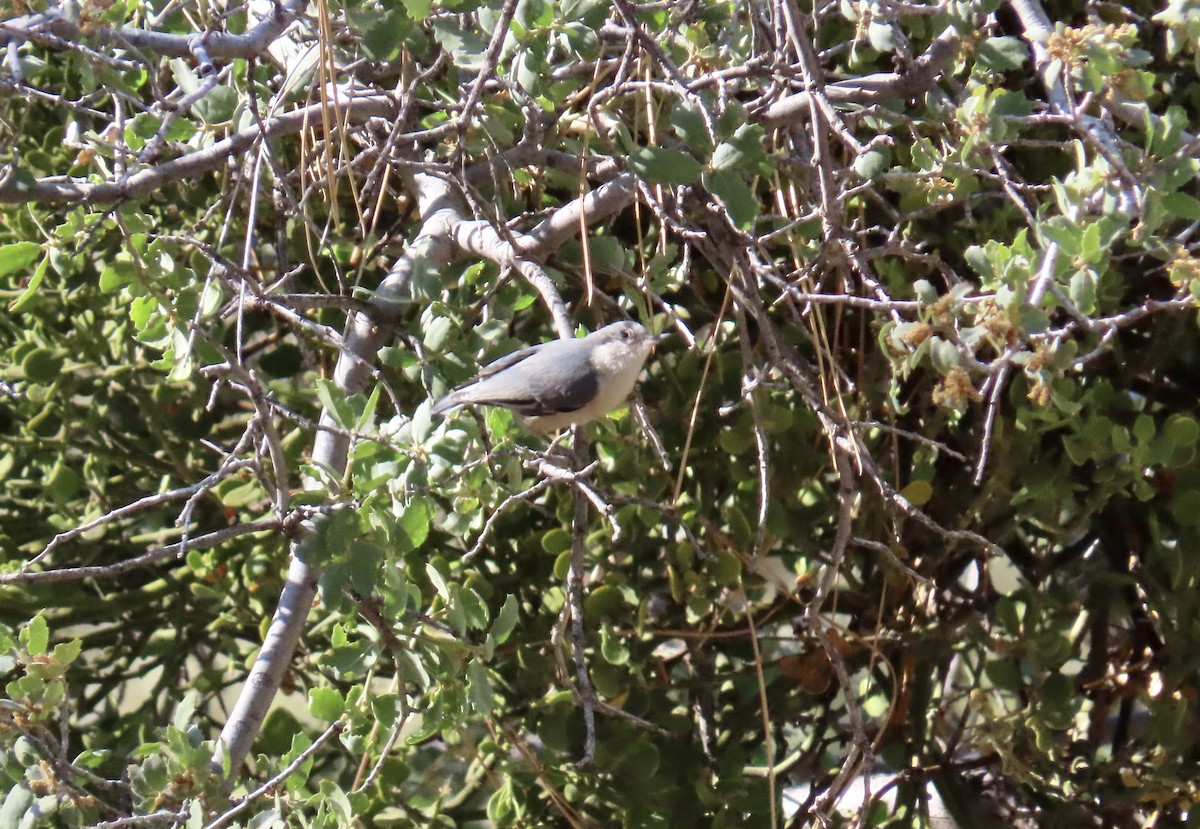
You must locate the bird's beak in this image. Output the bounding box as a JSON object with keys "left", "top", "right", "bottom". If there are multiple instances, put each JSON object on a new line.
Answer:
{"left": 650, "top": 332, "right": 670, "bottom": 349}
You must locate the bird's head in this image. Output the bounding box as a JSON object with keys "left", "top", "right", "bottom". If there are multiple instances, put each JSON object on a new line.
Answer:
{"left": 587, "top": 321, "right": 657, "bottom": 378}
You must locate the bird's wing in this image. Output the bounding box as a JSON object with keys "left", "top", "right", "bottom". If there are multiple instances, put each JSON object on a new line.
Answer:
{"left": 473, "top": 341, "right": 550, "bottom": 379}
{"left": 449, "top": 343, "right": 598, "bottom": 416}
{"left": 432, "top": 342, "right": 549, "bottom": 415}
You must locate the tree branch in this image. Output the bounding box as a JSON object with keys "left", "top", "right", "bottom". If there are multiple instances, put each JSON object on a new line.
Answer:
{"left": 0, "top": 0, "right": 307, "bottom": 62}
{"left": 210, "top": 170, "right": 458, "bottom": 776}
{"left": 0, "top": 520, "right": 280, "bottom": 585}
{"left": 0, "top": 92, "right": 397, "bottom": 204}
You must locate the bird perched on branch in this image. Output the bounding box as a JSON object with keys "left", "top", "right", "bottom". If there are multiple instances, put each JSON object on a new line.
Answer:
{"left": 431, "top": 321, "right": 657, "bottom": 432}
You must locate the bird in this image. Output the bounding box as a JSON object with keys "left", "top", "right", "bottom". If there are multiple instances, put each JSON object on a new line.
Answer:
{"left": 431, "top": 320, "right": 657, "bottom": 432}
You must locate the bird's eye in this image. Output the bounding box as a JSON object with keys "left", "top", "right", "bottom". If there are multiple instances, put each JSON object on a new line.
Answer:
{"left": 622, "top": 329, "right": 633, "bottom": 341}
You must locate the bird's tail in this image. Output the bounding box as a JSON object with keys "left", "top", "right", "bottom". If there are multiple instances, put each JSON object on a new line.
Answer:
{"left": 430, "top": 392, "right": 461, "bottom": 416}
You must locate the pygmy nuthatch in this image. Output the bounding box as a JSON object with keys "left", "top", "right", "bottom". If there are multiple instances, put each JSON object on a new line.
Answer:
{"left": 431, "top": 321, "right": 656, "bottom": 432}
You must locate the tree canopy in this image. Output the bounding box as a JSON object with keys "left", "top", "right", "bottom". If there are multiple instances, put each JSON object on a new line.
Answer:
{"left": 3, "top": 0, "right": 1200, "bottom": 826}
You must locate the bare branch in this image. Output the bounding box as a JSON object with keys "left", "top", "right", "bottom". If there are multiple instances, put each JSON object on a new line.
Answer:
{"left": 0, "top": 520, "right": 280, "bottom": 586}
{"left": 0, "top": 0, "right": 307, "bottom": 62}
{"left": 0, "top": 92, "right": 397, "bottom": 204}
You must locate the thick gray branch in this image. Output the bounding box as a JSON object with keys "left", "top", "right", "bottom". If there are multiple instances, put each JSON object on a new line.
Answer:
{"left": 518, "top": 173, "right": 637, "bottom": 257}
{"left": 209, "top": 157, "right": 643, "bottom": 770}
{"left": 211, "top": 172, "right": 458, "bottom": 776}
{"left": 0, "top": 0, "right": 306, "bottom": 61}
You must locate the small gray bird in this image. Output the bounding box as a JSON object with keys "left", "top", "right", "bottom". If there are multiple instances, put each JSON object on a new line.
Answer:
{"left": 431, "top": 321, "right": 656, "bottom": 432}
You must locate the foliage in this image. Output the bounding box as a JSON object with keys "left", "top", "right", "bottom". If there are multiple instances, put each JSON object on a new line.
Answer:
{"left": 2, "top": 0, "right": 1200, "bottom": 826}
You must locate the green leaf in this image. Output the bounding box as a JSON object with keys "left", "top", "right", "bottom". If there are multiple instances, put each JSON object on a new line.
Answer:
{"left": 0, "top": 241, "right": 41, "bottom": 278}
{"left": 718, "top": 426, "right": 753, "bottom": 455}
{"left": 379, "top": 345, "right": 414, "bottom": 368}
{"left": 600, "top": 625, "right": 630, "bottom": 665}
{"left": 852, "top": 147, "right": 892, "bottom": 180}
{"left": 347, "top": 8, "right": 410, "bottom": 59}
{"left": 401, "top": 0, "right": 431, "bottom": 19}
{"left": 218, "top": 478, "right": 264, "bottom": 509}
{"left": 1080, "top": 222, "right": 1102, "bottom": 264}
{"left": 456, "top": 583, "right": 490, "bottom": 630}
{"left": 21, "top": 348, "right": 63, "bottom": 383}
{"left": 1134, "top": 414, "right": 1156, "bottom": 443}
{"left": 711, "top": 141, "right": 748, "bottom": 173}
{"left": 899, "top": 480, "right": 933, "bottom": 506}
{"left": 709, "top": 550, "right": 741, "bottom": 585}
{"left": 583, "top": 585, "right": 626, "bottom": 619}
{"left": 314, "top": 379, "right": 356, "bottom": 428}
{"left": 431, "top": 19, "right": 488, "bottom": 70}
{"left": 670, "top": 105, "right": 712, "bottom": 154}
{"left": 1038, "top": 672, "right": 1074, "bottom": 730}
{"left": 129, "top": 295, "right": 157, "bottom": 331}
{"left": 446, "top": 593, "right": 468, "bottom": 636}
{"left": 399, "top": 498, "right": 432, "bottom": 548}
{"left": 23, "top": 615, "right": 49, "bottom": 656}
{"left": 425, "top": 562, "right": 450, "bottom": 601}
{"left": 1172, "top": 488, "right": 1200, "bottom": 527}
{"left": 985, "top": 659, "right": 1024, "bottom": 690}
{"left": 99, "top": 260, "right": 136, "bottom": 292}
{"left": 990, "top": 90, "right": 1033, "bottom": 118}
{"left": 612, "top": 737, "right": 660, "bottom": 779}
{"left": 714, "top": 124, "right": 767, "bottom": 173}
{"left": 492, "top": 595, "right": 520, "bottom": 645}
{"left": 298, "top": 510, "right": 359, "bottom": 566}
{"left": 319, "top": 781, "right": 353, "bottom": 821}
{"left": 930, "top": 338, "right": 961, "bottom": 371}
{"left": 629, "top": 147, "right": 703, "bottom": 185}
{"left": 248, "top": 808, "right": 282, "bottom": 829}
{"left": 51, "top": 638, "right": 82, "bottom": 665}
{"left": 584, "top": 235, "right": 626, "bottom": 273}
{"left": 356, "top": 385, "right": 381, "bottom": 432}
{"left": 532, "top": 0, "right": 556, "bottom": 28}
{"left": 172, "top": 691, "right": 199, "bottom": 730}
{"left": 1038, "top": 217, "right": 1081, "bottom": 256}
{"left": 1070, "top": 268, "right": 1099, "bottom": 314}
{"left": 1162, "top": 192, "right": 1200, "bottom": 221}
{"left": 541, "top": 528, "right": 572, "bottom": 555}
{"left": 862, "top": 693, "right": 890, "bottom": 717}
{"left": 561, "top": 0, "right": 605, "bottom": 22}
{"left": 913, "top": 279, "right": 938, "bottom": 304}
{"left": 1166, "top": 415, "right": 1200, "bottom": 448}
{"left": 714, "top": 101, "right": 749, "bottom": 137}
{"left": 193, "top": 85, "right": 238, "bottom": 124}
{"left": 412, "top": 400, "right": 434, "bottom": 443}
{"left": 589, "top": 661, "right": 624, "bottom": 698}
{"left": 467, "top": 661, "right": 494, "bottom": 713}
{"left": 996, "top": 596, "right": 1023, "bottom": 633}
{"left": 371, "top": 694, "right": 401, "bottom": 729}
{"left": 10, "top": 254, "right": 48, "bottom": 312}
{"left": 323, "top": 643, "right": 368, "bottom": 678}
{"left": 487, "top": 779, "right": 516, "bottom": 825}
{"left": 423, "top": 315, "right": 455, "bottom": 352}
{"left": 129, "top": 113, "right": 159, "bottom": 140}
{"left": 963, "top": 245, "right": 993, "bottom": 279}
{"left": 345, "top": 541, "right": 383, "bottom": 596}
{"left": 46, "top": 462, "right": 82, "bottom": 502}
{"left": 0, "top": 786, "right": 35, "bottom": 827}
{"left": 703, "top": 169, "right": 756, "bottom": 229}
{"left": 1068, "top": 269, "right": 1097, "bottom": 314}
{"left": 975, "top": 36, "right": 1028, "bottom": 71}
{"left": 308, "top": 687, "right": 345, "bottom": 721}
{"left": 1018, "top": 305, "right": 1050, "bottom": 334}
